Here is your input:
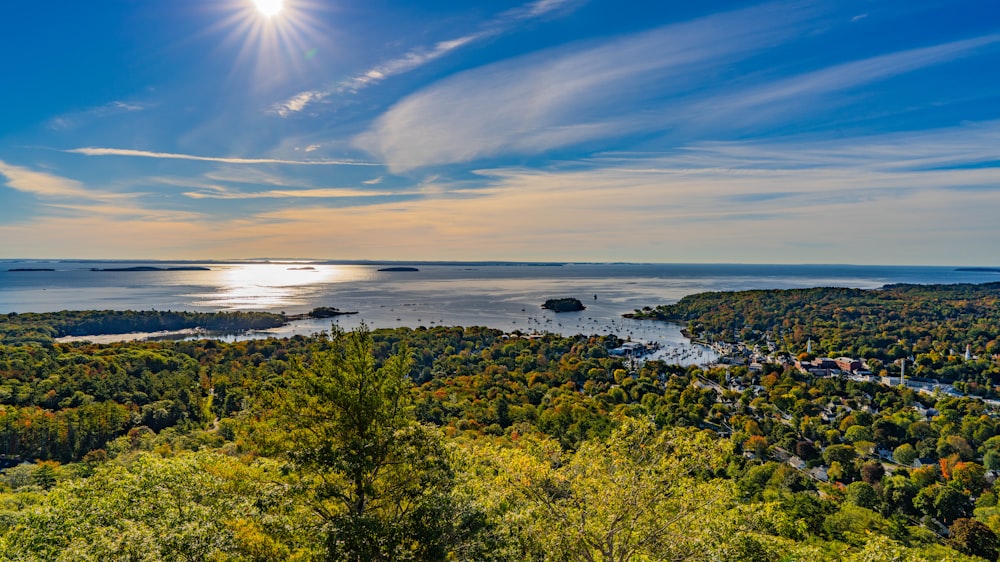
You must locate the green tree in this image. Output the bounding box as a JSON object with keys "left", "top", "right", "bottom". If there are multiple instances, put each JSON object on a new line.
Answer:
{"left": 470, "top": 419, "right": 734, "bottom": 562}
{"left": 985, "top": 450, "right": 1000, "bottom": 471}
{"left": 882, "top": 475, "right": 918, "bottom": 516}
{"left": 274, "top": 326, "right": 460, "bottom": 561}
{"left": 893, "top": 443, "right": 918, "bottom": 466}
{"left": 916, "top": 484, "right": 971, "bottom": 524}
{"left": 844, "top": 425, "right": 874, "bottom": 443}
{"left": 31, "top": 461, "right": 58, "bottom": 490}
{"left": 845, "top": 481, "right": 880, "bottom": 510}
{"left": 950, "top": 518, "right": 999, "bottom": 561}
{"left": 0, "top": 452, "right": 305, "bottom": 560}
{"left": 823, "top": 444, "right": 857, "bottom": 466}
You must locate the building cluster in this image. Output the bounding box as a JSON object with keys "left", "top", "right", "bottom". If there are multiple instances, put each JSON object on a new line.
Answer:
{"left": 794, "top": 357, "right": 869, "bottom": 377}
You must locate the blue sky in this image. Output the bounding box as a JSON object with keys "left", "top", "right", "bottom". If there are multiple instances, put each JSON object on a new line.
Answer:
{"left": 1, "top": 0, "right": 999, "bottom": 264}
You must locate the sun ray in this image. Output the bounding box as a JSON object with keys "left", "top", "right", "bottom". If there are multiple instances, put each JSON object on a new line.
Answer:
{"left": 201, "top": 0, "right": 335, "bottom": 90}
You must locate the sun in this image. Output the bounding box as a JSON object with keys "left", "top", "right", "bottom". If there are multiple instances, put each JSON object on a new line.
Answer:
{"left": 252, "top": 0, "right": 283, "bottom": 17}
{"left": 218, "top": 0, "right": 325, "bottom": 81}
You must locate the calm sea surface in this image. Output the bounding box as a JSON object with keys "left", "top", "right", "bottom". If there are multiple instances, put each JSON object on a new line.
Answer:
{"left": 3, "top": 261, "right": 997, "bottom": 364}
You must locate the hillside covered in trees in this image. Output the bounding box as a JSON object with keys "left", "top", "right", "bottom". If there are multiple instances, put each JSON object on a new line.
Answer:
{"left": 1, "top": 306, "right": 1000, "bottom": 559}
{"left": 630, "top": 283, "right": 1000, "bottom": 384}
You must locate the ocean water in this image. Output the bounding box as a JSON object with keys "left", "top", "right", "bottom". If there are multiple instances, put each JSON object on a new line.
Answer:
{"left": 3, "top": 260, "right": 997, "bottom": 363}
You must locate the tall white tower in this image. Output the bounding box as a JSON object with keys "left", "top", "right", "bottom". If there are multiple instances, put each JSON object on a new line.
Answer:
{"left": 965, "top": 344, "right": 972, "bottom": 361}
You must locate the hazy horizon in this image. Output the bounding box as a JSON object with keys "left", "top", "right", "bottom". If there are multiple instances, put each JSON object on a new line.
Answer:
{"left": 3, "top": 257, "right": 999, "bottom": 268}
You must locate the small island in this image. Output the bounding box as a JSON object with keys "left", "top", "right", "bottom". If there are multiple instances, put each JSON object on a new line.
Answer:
{"left": 91, "top": 266, "right": 211, "bottom": 272}
{"left": 287, "top": 266, "right": 316, "bottom": 270}
{"left": 305, "top": 307, "right": 359, "bottom": 318}
{"left": 8, "top": 268, "right": 55, "bottom": 272}
{"left": 378, "top": 267, "right": 420, "bottom": 272}
{"left": 541, "top": 298, "right": 586, "bottom": 312}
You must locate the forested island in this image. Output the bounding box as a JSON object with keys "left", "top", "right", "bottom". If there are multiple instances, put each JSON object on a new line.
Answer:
{"left": 541, "top": 297, "right": 586, "bottom": 312}
{"left": 91, "top": 266, "right": 211, "bottom": 272}
{"left": 299, "top": 306, "right": 358, "bottom": 319}
{"left": 7, "top": 268, "right": 55, "bottom": 272}
{"left": 2, "top": 291, "right": 1000, "bottom": 559}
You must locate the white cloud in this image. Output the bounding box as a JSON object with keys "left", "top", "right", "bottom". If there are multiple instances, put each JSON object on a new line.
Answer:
{"left": 43, "top": 202, "right": 202, "bottom": 221}
{"left": 183, "top": 187, "right": 396, "bottom": 199}
{"left": 356, "top": 2, "right": 815, "bottom": 171}
{"left": 356, "top": 2, "right": 1000, "bottom": 174}
{"left": 344, "top": 0, "right": 579, "bottom": 92}
{"left": 66, "top": 147, "right": 374, "bottom": 166}
{"left": 270, "top": 90, "right": 328, "bottom": 117}
{"left": 695, "top": 34, "right": 1000, "bottom": 125}
{"left": 8, "top": 123, "right": 998, "bottom": 263}
{"left": 273, "top": 0, "right": 584, "bottom": 116}
{"left": 513, "top": 0, "right": 578, "bottom": 19}
{"left": 0, "top": 161, "right": 204, "bottom": 224}
{"left": 0, "top": 161, "right": 88, "bottom": 198}
{"left": 341, "top": 34, "right": 482, "bottom": 93}
{"left": 212, "top": 125, "right": 999, "bottom": 263}
{"left": 48, "top": 100, "right": 148, "bottom": 130}
{"left": 362, "top": 176, "right": 384, "bottom": 185}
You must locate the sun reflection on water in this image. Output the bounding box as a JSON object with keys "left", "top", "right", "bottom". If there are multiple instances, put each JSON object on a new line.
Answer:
{"left": 193, "top": 264, "right": 366, "bottom": 310}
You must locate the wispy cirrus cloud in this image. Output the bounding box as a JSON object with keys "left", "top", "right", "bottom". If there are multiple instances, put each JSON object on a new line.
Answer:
{"left": 355, "top": 1, "right": 817, "bottom": 171}
{"left": 48, "top": 100, "right": 148, "bottom": 130}
{"left": 343, "top": 35, "right": 482, "bottom": 94}
{"left": 270, "top": 90, "right": 328, "bottom": 117}
{"left": 204, "top": 123, "right": 1000, "bottom": 263}
{"left": 0, "top": 160, "right": 114, "bottom": 200}
{"left": 8, "top": 122, "right": 997, "bottom": 262}
{"left": 695, "top": 33, "right": 1000, "bottom": 125}
{"left": 663, "top": 120, "right": 1000, "bottom": 173}
{"left": 0, "top": 161, "right": 203, "bottom": 225}
{"left": 343, "top": 0, "right": 580, "bottom": 92}
{"left": 43, "top": 202, "right": 203, "bottom": 221}
{"left": 66, "top": 147, "right": 374, "bottom": 166}
{"left": 183, "top": 187, "right": 396, "bottom": 199}
{"left": 356, "top": 0, "right": 1000, "bottom": 174}
{"left": 274, "top": 0, "right": 582, "bottom": 116}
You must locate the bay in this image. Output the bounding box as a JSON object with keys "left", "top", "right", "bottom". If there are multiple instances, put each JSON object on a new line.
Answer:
{"left": 3, "top": 260, "right": 997, "bottom": 364}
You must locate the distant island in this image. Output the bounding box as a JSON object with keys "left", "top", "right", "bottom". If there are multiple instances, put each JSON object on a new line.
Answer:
{"left": 287, "top": 266, "right": 316, "bottom": 270}
{"left": 91, "top": 266, "right": 211, "bottom": 272}
{"left": 298, "top": 307, "right": 358, "bottom": 319}
{"left": 956, "top": 267, "right": 1000, "bottom": 272}
{"left": 378, "top": 267, "right": 420, "bottom": 272}
{"left": 541, "top": 298, "right": 585, "bottom": 312}
{"left": 8, "top": 268, "right": 55, "bottom": 272}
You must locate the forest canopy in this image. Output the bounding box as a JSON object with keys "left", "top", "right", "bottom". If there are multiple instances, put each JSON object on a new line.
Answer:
{"left": 1, "top": 300, "right": 999, "bottom": 559}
